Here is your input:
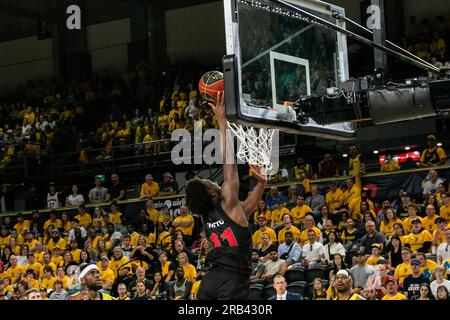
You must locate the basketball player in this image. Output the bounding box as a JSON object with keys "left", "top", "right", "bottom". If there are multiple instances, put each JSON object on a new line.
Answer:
{"left": 67, "top": 264, "right": 115, "bottom": 300}
{"left": 186, "top": 91, "right": 268, "bottom": 300}
{"left": 333, "top": 269, "right": 365, "bottom": 300}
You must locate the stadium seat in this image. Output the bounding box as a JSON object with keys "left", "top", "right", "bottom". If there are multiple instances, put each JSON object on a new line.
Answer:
{"left": 285, "top": 267, "right": 306, "bottom": 283}
{"left": 264, "top": 284, "right": 276, "bottom": 300}
{"left": 248, "top": 284, "right": 264, "bottom": 300}
{"left": 250, "top": 279, "right": 265, "bottom": 286}
{"left": 305, "top": 265, "right": 327, "bottom": 283}
{"left": 287, "top": 281, "right": 306, "bottom": 296}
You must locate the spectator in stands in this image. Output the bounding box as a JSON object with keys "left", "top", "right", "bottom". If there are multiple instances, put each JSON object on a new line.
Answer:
{"left": 348, "top": 145, "right": 366, "bottom": 176}
{"left": 139, "top": 174, "right": 159, "bottom": 199}
{"left": 301, "top": 229, "right": 326, "bottom": 268}
{"left": 348, "top": 188, "right": 374, "bottom": 222}
{"left": 159, "top": 172, "right": 178, "bottom": 196}
{"left": 107, "top": 173, "right": 126, "bottom": 202}
{"left": 350, "top": 252, "right": 375, "bottom": 290}
{"left": 381, "top": 153, "right": 400, "bottom": 172}
{"left": 359, "top": 220, "right": 386, "bottom": 255}
{"left": 382, "top": 277, "right": 407, "bottom": 300}
{"left": 252, "top": 214, "right": 277, "bottom": 249}
{"left": 325, "top": 181, "right": 345, "bottom": 225}
{"left": 46, "top": 182, "right": 63, "bottom": 209}
{"left": 323, "top": 231, "right": 346, "bottom": 264}
{"left": 277, "top": 214, "right": 301, "bottom": 244}
{"left": 406, "top": 219, "right": 433, "bottom": 254}
{"left": 128, "top": 267, "right": 152, "bottom": 297}
{"left": 422, "top": 204, "right": 439, "bottom": 233}
{"left": 250, "top": 249, "right": 265, "bottom": 281}
{"left": 173, "top": 206, "right": 194, "bottom": 246}
{"left": 402, "top": 258, "right": 429, "bottom": 299}
{"left": 423, "top": 170, "right": 445, "bottom": 196}
{"left": 437, "top": 228, "right": 450, "bottom": 264}
{"left": 343, "top": 176, "right": 361, "bottom": 207}
{"left": 278, "top": 231, "right": 301, "bottom": 268}
{"left": 430, "top": 32, "right": 446, "bottom": 60}
{"left": 265, "top": 186, "right": 286, "bottom": 209}
{"left": 420, "top": 135, "right": 447, "bottom": 167}
{"left": 150, "top": 271, "right": 169, "bottom": 300}
{"left": 89, "top": 177, "right": 108, "bottom": 204}
{"left": 405, "top": 16, "right": 419, "bottom": 40}
{"left": 318, "top": 153, "right": 340, "bottom": 178}
{"left": 305, "top": 186, "right": 326, "bottom": 221}
{"left": 74, "top": 205, "right": 92, "bottom": 229}
{"left": 300, "top": 214, "right": 321, "bottom": 245}
{"left": 431, "top": 266, "right": 450, "bottom": 298}
{"left": 258, "top": 233, "right": 274, "bottom": 261}
{"left": 262, "top": 246, "right": 286, "bottom": 281}
{"left": 169, "top": 266, "right": 192, "bottom": 300}
{"left": 66, "top": 185, "right": 85, "bottom": 207}
{"left": 132, "top": 280, "right": 151, "bottom": 300}
{"left": 269, "top": 274, "right": 302, "bottom": 300}
{"left": 293, "top": 156, "right": 313, "bottom": 179}
{"left": 290, "top": 195, "right": 312, "bottom": 226}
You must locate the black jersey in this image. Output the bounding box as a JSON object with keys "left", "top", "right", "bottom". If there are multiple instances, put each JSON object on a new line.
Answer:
{"left": 204, "top": 203, "right": 252, "bottom": 275}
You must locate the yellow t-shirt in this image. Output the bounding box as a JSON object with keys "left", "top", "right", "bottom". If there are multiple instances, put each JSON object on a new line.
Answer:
{"left": 109, "top": 256, "right": 129, "bottom": 276}
{"left": 70, "top": 249, "right": 82, "bottom": 264}
{"left": 420, "top": 260, "right": 437, "bottom": 277}
{"left": 348, "top": 198, "right": 375, "bottom": 221}
{"left": 382, "top": 160, "right": 400, "bottom": 172}
{"left": 271, "top": 208, "right": 290, "bottom": 226}
{"left": 182, "top": 264, "right": 197, "bottom": 282}
{"left": 422, "top": 214, "right": 439, "bottom": 233}
{"left": 402, "top": 216, "right": 423, "bottom": 234}
{"left": 147, "top": 208, "right": 159, "bottom": 225}
{"left": 146, "top": 233, "right": 156, "bottom": 246}
{"left": 344, "top": 184, "right": 361, "bottom": 205}
{"left": 432, "top": 229, "right": 447, "bottom": 247}
{"left": 420, "top": 147, "right": 447, "bottom": 164}
{"left": 277, "top": 226, "right": 301, "bottom": 243}
{"left": 6, "top": 265, "right": 24, "bottom": 282}
{"left": 157, "top": 231, "right": 172, "bottom": 249}
{"left": 300, "top": 227, "right": 321, "bottom": 245}
{"left": 404, "top": 230, "right": 433, "bottom": 253}
{"left": 44, "top": 218, "right": 63, "bottom": 230}
{"left": 140, "top": 182, "right": 159, "bottom": 197}
{"left": 394, "top": 262, "right": 412, "bottom": 285}
{"left": 349, "top": 154, "right": 363, "bottom": 176}
{"left": 290, "top": 205, "right": 312, "bottom": 224}
{"left": 382, "top": 293, "right": 407, "bottom": 300}
{"left": 109, "top": 212, "right": 123, "bottom": 225}
{"left": 14, "top": 220, "right": 31, "bottom": 234}
{"left": 40, "top": 276, "right": 57, "bottom": 290}
{"left": 174, "top": 215, "right": 195, "bottom": 236}
{"left": 252, "top": 228, "right": 277, "bottom": 248}
{"left": 39, "top": 263, "right": 57, "bottom": 278}
{"left": 74, "top": 213, "right": 92, "bottom": 228}
{"left": 440, "top": 205, "right": 450, "bottom": 222}
{"left": 25, "top": 262, "right": 42, "bottom": 276}
{"left": 47, "top": 238, "right": 67, "bottom": 252}
{"left": 191, "top": 280, "right": 201, "bottom": 300}
{"left": 100, "top": 268, "right": 116, "bottom": 289}
{"left": 325, "top": 189, "right": 344, "bottom": 210}
{"left": 366, "top": 255, "right": 381, "bottom": 266}
{"left": 380, "top": 219, "right": 403, "bottom": 235}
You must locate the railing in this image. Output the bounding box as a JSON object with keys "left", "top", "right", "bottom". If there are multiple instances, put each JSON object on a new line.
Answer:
{"left": 2, "top": 163, "right": 449, "bottom": 218}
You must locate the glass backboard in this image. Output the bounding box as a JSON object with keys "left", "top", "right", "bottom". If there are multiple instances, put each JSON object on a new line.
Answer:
{"left": 223, "top": 0, "right": 355, "bottom": 140}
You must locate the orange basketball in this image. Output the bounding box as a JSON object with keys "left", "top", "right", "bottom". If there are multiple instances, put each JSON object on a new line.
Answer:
{"left": 198, "top": 71, "right": 224, "bottom": 102}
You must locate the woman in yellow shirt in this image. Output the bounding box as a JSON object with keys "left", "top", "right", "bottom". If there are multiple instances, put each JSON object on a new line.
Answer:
{"left": 380, "top": 208, "right": 403, "bottom": 237}
{"left": 177, "top": 252, "right": 197, "bottom": 283}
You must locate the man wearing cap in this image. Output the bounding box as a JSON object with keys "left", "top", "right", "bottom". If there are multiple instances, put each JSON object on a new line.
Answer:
{"left": 159, "top": 172, "right": 179, "bottom": 196}
{"left": 381, "top": 277, "right": 407, "bottom": 300}
{"left": 420, "top": 134, "right": 447, "bottom": 167}
{"left": 252, "top": 214, "right": 277, "bottom": 248}
{"left": 139, "top": 174, "right": 159, "bottom": 199}
{"left": 47, "top": 229, "right": 67, "bottom": 252}
{"left": 404, "top": 219, "right": 432, "bottom": 253}
{"left": 67, "top": 264, "right": 115, "bottom": 300}
{"left": 98, "top": 256, "right": 115, "bottom": 294}
{"left": 350, "top": 252, "right": 375, "bottom": 289}
{"left": 333, "top": 269, "right": 365, "bottom": 300}
{"left": 402, "top": 258, "right": 429, "bottom": 299}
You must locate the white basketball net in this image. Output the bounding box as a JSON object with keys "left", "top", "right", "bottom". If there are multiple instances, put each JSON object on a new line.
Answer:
{"left": 227, "top": 121, "right": 275, "bottom": 172}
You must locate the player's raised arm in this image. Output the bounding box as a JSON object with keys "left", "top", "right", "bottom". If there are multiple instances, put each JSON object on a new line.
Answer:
{"left": 208, "top": 91, "right": 240, "bottom": 209}
{"left": 242, "top": 165, "right": 267, "bottom": 218}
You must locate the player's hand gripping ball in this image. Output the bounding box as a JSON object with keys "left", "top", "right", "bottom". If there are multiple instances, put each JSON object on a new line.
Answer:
{"left": 198, "top": 71, "right": 224, "bottom": 103}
